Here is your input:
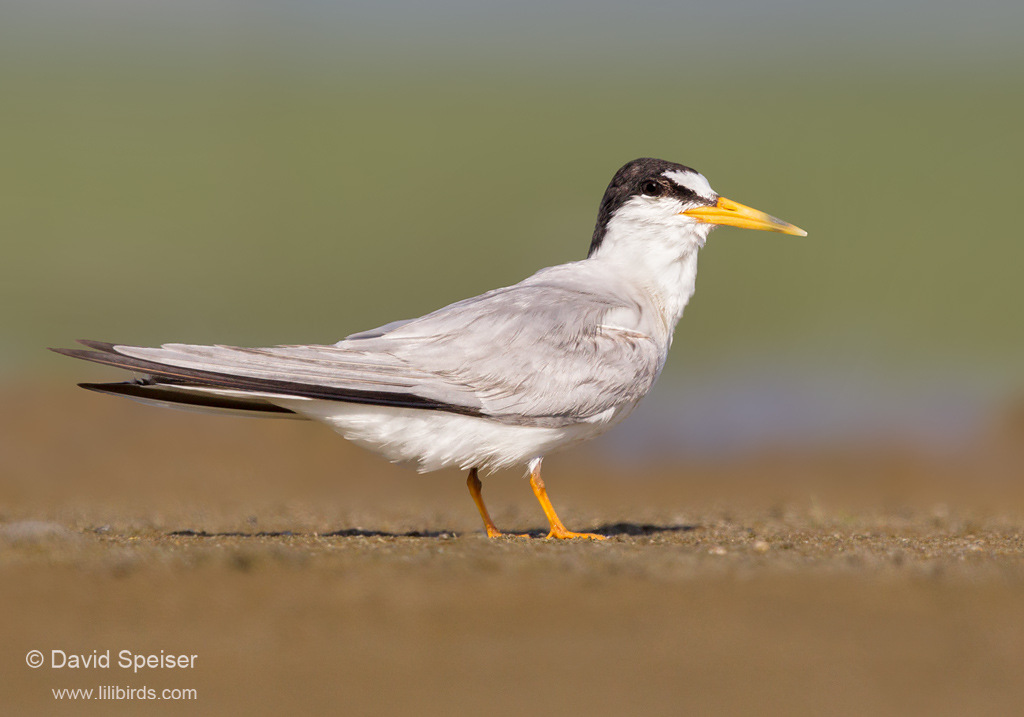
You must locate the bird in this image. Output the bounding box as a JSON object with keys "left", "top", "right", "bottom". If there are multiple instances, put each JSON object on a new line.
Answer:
{"left": 52, "top": 158, "right": 805, "bottom": 540}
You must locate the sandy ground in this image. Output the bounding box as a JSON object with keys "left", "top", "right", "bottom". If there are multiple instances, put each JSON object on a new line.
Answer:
{"left": 2, "top": 386, "right": 1024, "bottom": 715}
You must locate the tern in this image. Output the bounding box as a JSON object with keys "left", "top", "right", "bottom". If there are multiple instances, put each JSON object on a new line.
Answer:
{"left": 53, "top": 158, "right": 805, "bottom": 540}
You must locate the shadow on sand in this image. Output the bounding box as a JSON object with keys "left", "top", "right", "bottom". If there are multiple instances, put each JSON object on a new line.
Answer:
{"left": 167, "top": 522, "right": 698, "bottom": 540}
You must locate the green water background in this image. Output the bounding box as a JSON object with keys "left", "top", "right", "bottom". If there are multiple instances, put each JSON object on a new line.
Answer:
{"left": 2, "top": 3, "right": 1021, "bottom": 448}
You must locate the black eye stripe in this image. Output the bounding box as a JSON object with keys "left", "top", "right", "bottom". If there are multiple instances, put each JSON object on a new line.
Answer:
{"left": 644, "top": 178, "right": 700, "bottom": 200}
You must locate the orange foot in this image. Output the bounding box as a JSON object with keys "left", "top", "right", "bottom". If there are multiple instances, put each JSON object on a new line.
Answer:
{"left": 545, "top": 526, "right": 607, "bottom": 540}
{"left": 528, "top": 464, "right": 607, "bottom": 540}
{"left": 468, "top": 469, "right": 530, "bottom": 538}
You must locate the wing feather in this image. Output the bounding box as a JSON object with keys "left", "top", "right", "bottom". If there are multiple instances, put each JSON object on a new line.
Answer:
{"left": 54, "top": 263, "right": 666, "bottom": 427}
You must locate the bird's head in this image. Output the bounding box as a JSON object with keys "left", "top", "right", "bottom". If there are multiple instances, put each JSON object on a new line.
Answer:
{"left": 588, "top": 158, "right": 806, "bottom": 258}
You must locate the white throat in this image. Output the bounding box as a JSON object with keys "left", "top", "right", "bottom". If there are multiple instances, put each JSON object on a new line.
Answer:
{"left": 589, "top": 214, "right": 709, "bottom": 337}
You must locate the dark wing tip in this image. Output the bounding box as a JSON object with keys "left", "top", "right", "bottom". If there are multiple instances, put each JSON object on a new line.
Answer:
{"left": 77, "top": 380, "right": 298, "bottom": 415}
{"left": 78, "top": 381, "right": 139, "bottom": 391}
{"left": 49, "top": 347, "right": 113, "bottom": 361}
{"left": 51, "top": 341, "right": 126, "bottom": 357}
{"left": 76, "top": 340, "right": 123, "bottom": 353}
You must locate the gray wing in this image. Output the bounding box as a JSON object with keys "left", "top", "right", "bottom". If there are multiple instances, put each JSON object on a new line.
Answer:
{"left": 64, "top": 268, "right": 665, "bottom": 427}
{"left": 342, "top": 276, "right": 665, "bottom": 424}
{"left": 344, "top": 318, "right": 417, "bottom": 340}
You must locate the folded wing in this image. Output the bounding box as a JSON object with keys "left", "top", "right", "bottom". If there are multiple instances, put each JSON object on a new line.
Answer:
{"left": 53, "top": 270, "right": 664, "bottom": 428}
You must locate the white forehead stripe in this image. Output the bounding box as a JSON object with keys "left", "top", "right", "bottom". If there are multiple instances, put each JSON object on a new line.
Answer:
{"left": 663, "top": 169, "right": 714, "bottom": 198}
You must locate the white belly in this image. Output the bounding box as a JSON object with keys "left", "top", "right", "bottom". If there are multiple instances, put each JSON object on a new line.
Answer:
{"left": 271, "top": 398, "right": 638, "bottom": 473}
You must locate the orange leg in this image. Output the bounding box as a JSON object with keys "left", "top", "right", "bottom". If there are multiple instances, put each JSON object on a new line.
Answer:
{"left": 529, "top": 460, "right": 606, "bottom": 540}
{"left": 467, "top": 468, "right": 526, "bottom": 538}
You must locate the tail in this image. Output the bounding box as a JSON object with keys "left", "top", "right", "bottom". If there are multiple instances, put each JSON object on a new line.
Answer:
{"left": 51, "top": 340, "right": 302, "bottom": 420}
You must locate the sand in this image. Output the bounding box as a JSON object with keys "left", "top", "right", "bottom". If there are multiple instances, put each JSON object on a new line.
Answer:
{"left": 2, "top": 387, "right": 1023, "bottom": 715}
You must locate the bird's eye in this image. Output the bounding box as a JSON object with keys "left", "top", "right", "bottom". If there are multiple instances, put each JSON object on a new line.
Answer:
{"left": 642, "top": 181, "right": 662, "bottom": 196}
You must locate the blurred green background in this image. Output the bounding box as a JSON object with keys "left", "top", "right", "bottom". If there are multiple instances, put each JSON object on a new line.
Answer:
{"left": 2, "top": 0, "right": 1022, "bottom": 452}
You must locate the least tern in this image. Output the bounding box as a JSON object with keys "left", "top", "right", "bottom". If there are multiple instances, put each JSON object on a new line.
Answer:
{"left": 53, "top": 158, "right": 805, "bottom": 539}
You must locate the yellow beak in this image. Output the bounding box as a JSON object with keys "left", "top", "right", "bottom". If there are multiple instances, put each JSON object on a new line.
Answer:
{"left": 682, "top": 196, "right": 807, "bottom": 236}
